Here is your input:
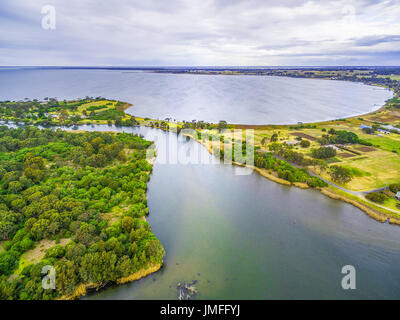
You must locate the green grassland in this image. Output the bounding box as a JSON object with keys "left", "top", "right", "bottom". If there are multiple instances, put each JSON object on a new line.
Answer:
{"left": 189, "top": 96, "right": 400, "bottom": 214}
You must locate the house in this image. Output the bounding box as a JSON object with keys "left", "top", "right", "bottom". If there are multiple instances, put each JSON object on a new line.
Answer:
{"left": 382, "top": 125, "right": 400, "bottom": 133}
{"left": 325, "top": 144, "right": 340, "bottom": 151}
{"left": 285, "top": 140, "right": 299, "bottom": 145}
{"left": 377, "top": 129, "right": 390, "bottom": 135}
{"left": 396, "top": 192, "right": 400, "bottom": 201}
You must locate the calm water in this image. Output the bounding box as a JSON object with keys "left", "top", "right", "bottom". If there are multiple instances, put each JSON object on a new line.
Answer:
{"left": 49, "top": 124, "right": 399, "bottom": 300}
{"left": 0, "top": 68, "right": 393, "bottom": 124}
{"left": 1, "top": 67, "right": 399, "bottom": 299}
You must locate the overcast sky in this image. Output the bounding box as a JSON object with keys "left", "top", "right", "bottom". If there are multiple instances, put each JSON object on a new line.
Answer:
{"left": 0, "top": 0, "right": 399, "bottom": 66}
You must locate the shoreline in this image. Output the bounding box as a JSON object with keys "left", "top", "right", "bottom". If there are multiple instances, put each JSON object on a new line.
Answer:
{"left": 190, "top": 135, "right": 400, "bottom": 225}
{"left": 230, "top": 90, "right": 392, "bottom": 129}
{"left": 59, "top": 264, "right": 162, "bottom": 300}
{"left": 6, "top": 100, "right": 398, "bottom": 225}
{"left": 1, "top": 76, "right": 398, "bottom": 225}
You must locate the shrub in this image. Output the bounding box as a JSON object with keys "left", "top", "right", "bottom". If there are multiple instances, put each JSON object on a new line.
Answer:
{"left": 389, "top": 184, "right": 400, "bottom": 193}
{"left": 329, "top": 165, "right": 353, "bottom": 184}
{"left": 300, "top": 140, "right": 311, "bottom": 148}
{"left": 312, "top": 146, "right": 336, "bottom": 159}
{"left": 365, "top": 192, "right": 387, "bottom": 203}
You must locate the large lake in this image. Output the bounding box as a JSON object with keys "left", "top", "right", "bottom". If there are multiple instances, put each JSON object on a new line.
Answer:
{"left": 0, "top": 68, "right": 393, "bottom": 124}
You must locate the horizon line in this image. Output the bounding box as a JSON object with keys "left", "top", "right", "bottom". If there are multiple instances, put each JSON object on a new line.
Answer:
{"left": 1, "top": 65, "right": 400, "bottom": 69}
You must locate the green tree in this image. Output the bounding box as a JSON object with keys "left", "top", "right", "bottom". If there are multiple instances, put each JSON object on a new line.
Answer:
{"left": 121, "top": 216, "right": 135, "bottom": 233}
{"left": 270, "top": 133, "right": 278, "bottom": 142}
{"left": 311, "top": 146, "right": 336, "bottom": 159}
{"left": 366, "top": 192, "right": 387, "bottom": 203}
{"left": 329, "top": 165, "right": 353, "bottom": 185}
{"left": 300, "top": 140, "right": 311, "bottom": 148}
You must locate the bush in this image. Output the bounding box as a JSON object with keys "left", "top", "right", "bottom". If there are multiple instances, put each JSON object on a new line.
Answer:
{"left": 329, "top": 165, "right": 353, "bottom": 184}
{"left": 45, "top": 245, "right": 65, "bottom": 259}
{"left": 389, "top": 183, "right": 400, "bottom": 193}
{"left": 254, "top": 151, "right": 327, "bottom": 188}
{"left": 312, "top": 146, "right": 336, "bottom": 159}
{"left": 365, "top": 192, "right": 387, "bottom": 203}
{"left": 0, "top": 251, "right": 19, "bottom": 275}
{"left": 300, "top": 140, "right": 311, "bottom": 148}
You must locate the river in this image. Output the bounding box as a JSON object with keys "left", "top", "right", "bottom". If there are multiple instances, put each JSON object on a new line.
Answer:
{"left": 1, "top": 67, "right": 399, "bottom": 299}
{"left": 49, "top": 124, "right": 400, "bottom": 300}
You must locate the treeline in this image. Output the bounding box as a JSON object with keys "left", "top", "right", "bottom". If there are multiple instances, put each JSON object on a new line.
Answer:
{"left": 266, "top": 142, "right": 354, "bottom": 185}
{"left": 202, "top": 134, "right": 327, "bottom": 188}
{"left": 0, "top": 98, "right": 139, "bottom": 128}
{"left": 182, "top": 120, "right": 214, "bottom": 130}
{"left": 0, "top": 97, "right": 102, "bottom": 121}
{"left": 0, "top": 126, "right": 164, "bottom": 300}
{"left": 318, "top": 129, "right": 372, "bottom": 146}
{"left": 265, "top": 69, "right": 400, "bottom": 96}
{"left": 254, "top": 150, "right": 327, "bottom": 188}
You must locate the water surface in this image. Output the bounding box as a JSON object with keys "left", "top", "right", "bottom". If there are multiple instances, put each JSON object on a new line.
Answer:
{"left": 0, "top": 68, "right": 392, "bottom": 124}
{"left": 64, "top": 124, "right": 400, "bottom": 300}
{"left": 1, "top": 67, "right": 399, "bottom": 299}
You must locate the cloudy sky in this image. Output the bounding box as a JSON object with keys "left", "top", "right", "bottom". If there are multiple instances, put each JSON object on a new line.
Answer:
{"left": 0, "top": 0, "right": 399, "bottom": 66}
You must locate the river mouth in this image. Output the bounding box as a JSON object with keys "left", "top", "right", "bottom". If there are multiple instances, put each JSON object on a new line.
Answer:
{"left": 26, "top": 123, "right": 398, "bottom": 300}
{"left": 0, "top": 68, "right": 393, "bottom": 125}
{"left": 1, "top": 66, "right": 399, "bottom": 299}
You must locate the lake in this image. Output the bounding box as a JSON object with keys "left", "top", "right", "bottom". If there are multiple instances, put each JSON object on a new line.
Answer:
{"left": 0, "top": 67, "right": 393, "bottom": 124}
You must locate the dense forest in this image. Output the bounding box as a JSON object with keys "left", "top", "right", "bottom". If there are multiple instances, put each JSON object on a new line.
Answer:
{"left": 0, "top": 126, "right": 164, "bottom": 299}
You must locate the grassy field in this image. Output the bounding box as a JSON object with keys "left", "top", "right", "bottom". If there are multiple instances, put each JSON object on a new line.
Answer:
{"left": 383, "top": 197, "right": 400, "bottom": 211}
{"left": 325, "top": 186, "right": 400, "bottom": 220}
{"left": 205, "top": 119, "right": 400, "bottom": 192}
{"left": 13, "top": 238, "right": 70, "bottom": 276}
{"left": 321, "top": 149, "right": 400, "bottom": 191}
{"left": 377, "top": 75, "right": 400, "bottom": 81}
{"left": 358, "top": 134, "right": 400, "bottom": 153}
{"left": 76, "top": 100, "right": 116, "bottom": 114}
{"left": 222, "top": 101, "right": 400, "bottom": 195}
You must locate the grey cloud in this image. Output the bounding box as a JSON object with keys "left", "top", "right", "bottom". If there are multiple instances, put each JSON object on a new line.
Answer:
{"left": 0, "top": 0, "right": 399, "bottom": 66}
{"left": 354, "top": 35, "right": 400, "bottom": 46}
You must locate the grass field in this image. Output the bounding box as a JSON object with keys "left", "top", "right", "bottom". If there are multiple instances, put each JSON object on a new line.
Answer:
{"left": 226, "top": 104, "right": 400, "bottom": 192}
{"left": 358, "top": 134, "right": 400, "bottom": 153}
{"left": 383, "top": 197, "right": 400, "bottom": 211}
{"left": 76, "top": 100, "right": 116, "bottom": 114}
{"left": 377, "top": 75, "right": 400, "bottom": 81}
{"left": 322, "top": 149, "right": 400, "bottom": 191}
{"left": 215, "top": 121, "right": 400, "bottom": 192}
